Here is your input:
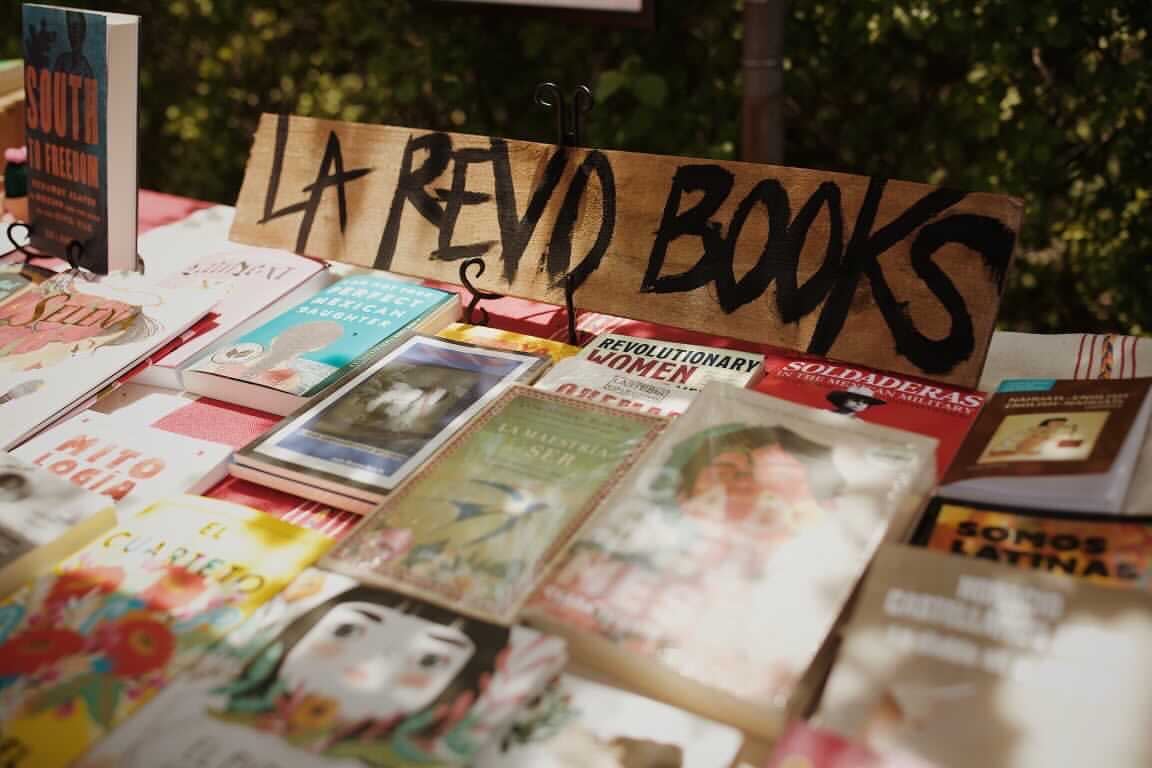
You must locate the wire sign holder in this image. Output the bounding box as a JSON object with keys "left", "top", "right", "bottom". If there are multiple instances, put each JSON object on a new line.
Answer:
{"left": 457, "top": 81, "right": 595, "bottom": 345}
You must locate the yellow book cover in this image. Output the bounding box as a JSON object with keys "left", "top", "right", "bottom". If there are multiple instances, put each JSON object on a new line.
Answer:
{"left": 436, "top": 322, "right": 581, "bottom": 364}
{"left": 0, "top": 495, "right": 332, "bottom": 768}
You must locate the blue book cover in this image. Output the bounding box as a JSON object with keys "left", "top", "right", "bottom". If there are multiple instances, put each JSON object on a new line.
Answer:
{"left": 191, "top": 274, "right": 455, "bottom": 396}
{"left": 21, "top": 5, "right": 138, "bottom": 273}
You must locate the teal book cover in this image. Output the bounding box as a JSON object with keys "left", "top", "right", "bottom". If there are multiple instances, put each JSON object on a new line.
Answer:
{"left": 192, "top": 274, "right": 454, "bottom": 396}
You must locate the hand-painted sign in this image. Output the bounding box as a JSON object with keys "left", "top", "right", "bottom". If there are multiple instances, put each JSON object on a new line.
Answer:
{"left": 230, "top": 114, "right": 1023, "bottom": 387}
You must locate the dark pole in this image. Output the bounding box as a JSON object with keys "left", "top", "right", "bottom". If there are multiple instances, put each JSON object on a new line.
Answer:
{"left": 741, "top": 0, "right": 786, "bottom": 164}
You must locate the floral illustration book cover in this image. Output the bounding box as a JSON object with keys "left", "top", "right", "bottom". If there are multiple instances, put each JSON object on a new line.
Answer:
{"left": 0, "top": 495, "right": 331, "bottom": 768}
{"left": 322, "top": 386, "right": 665, "bottom": 624}
{"left": 77, "top": 569, "right": 567, "bottom": 768}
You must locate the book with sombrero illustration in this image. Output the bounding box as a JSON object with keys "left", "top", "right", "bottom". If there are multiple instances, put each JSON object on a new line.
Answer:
{"left": 814, "top": 544, "right": 1152, "bottom": 768}
{"left": 524, "top": 383, "right": 937, "bottom": 739}
{"left": 939, "top": 378, "right": 1152, "bottom": 513}
{"left": 755, "top": 350, "right": 986, "bottom": 478}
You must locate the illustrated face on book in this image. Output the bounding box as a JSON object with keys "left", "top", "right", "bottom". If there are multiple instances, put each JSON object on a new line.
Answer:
{"left": 282, "top": 601, "right": 474, "bottom": 722}
{"left": 669, "top": 425, "right": 844, "bottom": 531}
{"left": 214, "top": 587, "right": 510, "bottom": 754}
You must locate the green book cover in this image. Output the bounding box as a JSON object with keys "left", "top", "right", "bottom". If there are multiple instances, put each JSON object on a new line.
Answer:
{"left": 322, "top": 386, "right": 664, "bottom": 623}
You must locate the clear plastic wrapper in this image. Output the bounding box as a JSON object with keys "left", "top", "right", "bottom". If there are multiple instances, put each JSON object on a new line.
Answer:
{"left": 527, "top": 382, "right": 938, "bottom": 737}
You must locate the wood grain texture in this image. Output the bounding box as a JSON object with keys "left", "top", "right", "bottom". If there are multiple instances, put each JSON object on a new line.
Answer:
{"left": 230, "top": 113, "right": 1024, "bottom": 387}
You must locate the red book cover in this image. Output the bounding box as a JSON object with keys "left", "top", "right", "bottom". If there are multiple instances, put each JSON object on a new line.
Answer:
{"left": 754, "top": 351, "right": 986, "bottom": 477}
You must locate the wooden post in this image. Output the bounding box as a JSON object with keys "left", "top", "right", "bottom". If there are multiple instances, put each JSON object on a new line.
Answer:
{"left": 741, "top": 0, "right": 786, "bottom": 164}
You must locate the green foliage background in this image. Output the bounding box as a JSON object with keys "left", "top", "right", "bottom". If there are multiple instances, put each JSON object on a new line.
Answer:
{"left": 5, "top": 1, "right": 1150, "bottom": 334}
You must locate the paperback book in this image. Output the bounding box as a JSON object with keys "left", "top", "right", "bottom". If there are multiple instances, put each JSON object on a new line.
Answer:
{"left": 437, "top": 321, "right": 580, "bottom": 364}
{"left": 526, "top": 383, "right": 937, "bottom": 738}
{"left": 12, "top": 410, "right": 231, "bottom": 517}
{"left": 0, "top": 453, "right": 115, "bottom": 596}
{"left": 77, "top": 568, "right": 568, "bottom": 768}
{"left": 534, "top": 332, "right": 764, "bottom": 418}
{"left": 939, "top": 378, "right": 1152, "bottom": 512}
{"left": 322, "top": 385, "right": 665, "bottom": 623}
{"left": 755, "top": 351, "right": 986, "bottom": 476}
{"left": 815, "top": 544, "right": 1152, "bottom": 768}
{"left": 22, "top": 5, "right": 140, "bottom": 273}
{"left": 912, "top": 497, "right": 1152, "bottom": 588}
{"left": 475, "top": 674, "right": 743, "bottom": 768}
{"left": 0, "top": 272, "right": 215, "bottom": 449}
{"left": 0, "top": 495, "right": 332, "bottom": 768}
{"left": 232, "top": 335, "right": 549, "bottom": 514}
{"left": 133, "top": 244, "right": 330, "bottom": 388}
{"left": 184, "top": 273, "right": 459, "bottom": 414}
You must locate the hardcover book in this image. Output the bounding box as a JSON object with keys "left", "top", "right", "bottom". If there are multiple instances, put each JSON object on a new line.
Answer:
{"left": 133, "top": 244, "right": 330, "bottom": 389}
{"left": 534, "top": 332, "right": 764, "bottom": 418}
{"left": 437, "top": 321, "right": 580, "bottom": 364}
{"left": 475, "top": 674, "right": 743, "bottom": 768}
{"left": 12, "top": 410, "right": 231, "bottom": 517}
{"left": 232, "top": 335, "right": 550, "bottom": 514}
{"left": 0, "top": 272, "right": 215, "bottom": 449}
{"left": 21, "top": 5, "right": 139, "bottom": 273}
{"left": 0, "top": 495, "right": 332, "bottom": 768}
{"left": 815, "top": 544, "right": 1152, "bottom": 768}
{"left": 525, "top": 383, "right": 937, "bottom": 738}
{"left": 183, "top": 273, "right": 460, "bottom": 415}
{"left": 939, "top": 378, "right": 1152, "bottom": 513}
{"left": 0, "top": 453, "right": 115, "bottom": 597}
{"left": 76, "top": 568, "right": 568, "bottom": 768}
{"left": 755, "top": 351, "right": 986, "bottom": 477}
{"left": 912, "top": 497, "right": 1152, "bottom": 588}
{"left": 322, "top": 385, "right": 665, "bottom": 623}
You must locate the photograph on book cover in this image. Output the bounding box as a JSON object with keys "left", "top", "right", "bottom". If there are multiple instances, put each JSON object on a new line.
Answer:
{"left": 978, "top": 411, "right": 1108, "bottom": 464}
{"left": 255, "top": 338, "right": 539, "bottom": 489}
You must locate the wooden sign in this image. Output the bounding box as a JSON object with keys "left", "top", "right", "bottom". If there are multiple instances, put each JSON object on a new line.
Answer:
{"left": 230, "top": 113, "right": 1023, "bottom": 387}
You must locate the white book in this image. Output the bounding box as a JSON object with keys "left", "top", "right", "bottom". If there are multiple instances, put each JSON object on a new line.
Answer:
{"left": 12, "top": 410, "right": 231, "bottom": 517}
{"left": 535, "top": 332, "right": 764, "bottom": 418}
{"left": 0, "top": 272, "right": 215, "bottom": 449}
{"left": 132, "top": 245, "right": 332, "bottom": 389}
